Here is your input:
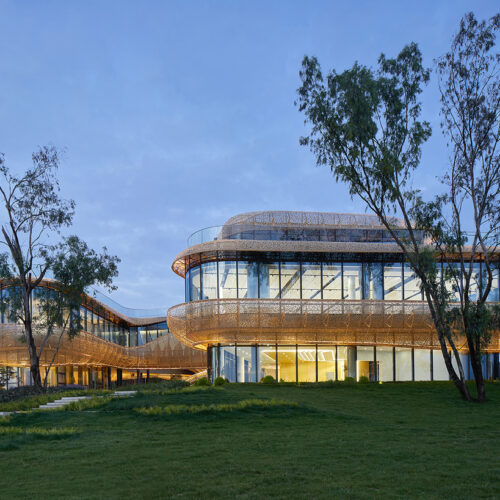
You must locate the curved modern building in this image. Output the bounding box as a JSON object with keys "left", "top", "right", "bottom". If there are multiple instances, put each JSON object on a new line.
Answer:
{"left": 167, "top": 211, "right": 500, "bottom": 383}
{"left": 0, "top": 210, "right": 498, "bottom": 388}
{"left": 0, "top": 280, "right": 206, "bottom": 387}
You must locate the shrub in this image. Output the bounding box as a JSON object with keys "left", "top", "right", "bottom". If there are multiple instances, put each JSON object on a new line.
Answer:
{"left": 261, "top": 375, "right": 275, "bottom": 384}
{"left": 136, "top": 398, "right": 300, "bottom": 417}
{"left": 163, "top": 379, "right": 190, "bottom": 390}
{"left": 214, "top": 377, "right": 226, "bottom": 386}
{"left": 194, "top": 377, "right": 210, "bottom": 386}
{"left": 358, "top": 376, "right": 369, "bottom": 384}
{"left": 344, "top": 377, "right": 356, "bottom": 384}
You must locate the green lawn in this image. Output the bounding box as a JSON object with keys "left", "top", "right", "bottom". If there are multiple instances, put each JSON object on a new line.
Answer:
{"left": 0, "top": 381, "right": 498, "bottom": 499}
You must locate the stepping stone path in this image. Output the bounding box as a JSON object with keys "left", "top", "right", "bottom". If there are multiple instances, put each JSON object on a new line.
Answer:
{"left": 0, "top": 390, "right": 137, "bottom": 416}
{"left": 38, "top": 396, "right": 92, "bottom": 410}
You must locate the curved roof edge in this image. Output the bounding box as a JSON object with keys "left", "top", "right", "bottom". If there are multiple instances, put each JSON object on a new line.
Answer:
{"left": 222, "top": 210, "right": 406, "bottom": 229}
{"left": 0, "top": 278, "right": 165, "bottom": 327}
{"left": 171, "top": 239, "right": 405, "bottom": 277}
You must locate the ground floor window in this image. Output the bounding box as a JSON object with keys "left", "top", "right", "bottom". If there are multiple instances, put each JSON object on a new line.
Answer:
{"left": 209, "top": 344, "right": 498, "bottom": 383}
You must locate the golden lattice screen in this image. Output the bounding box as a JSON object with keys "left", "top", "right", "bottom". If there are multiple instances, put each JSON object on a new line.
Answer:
{"left": 0, "top": 325, "right": 206, "bottom": 370}
{"left": 167, "top": 298, "right": 500, "bottom": 353}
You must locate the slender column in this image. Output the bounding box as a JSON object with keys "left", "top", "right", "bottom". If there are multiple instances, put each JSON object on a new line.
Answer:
{"left": 430, "top": 349, "right": 433, "bottom": 381}
{"left": 315, "top": 344, "right": 318, "bottom": 383}
{"left": 392, "top": 347, "right": 396, "bottom": 382}
{"left": 217, "top": 344, "right": 221, "bottom": 378}
{"left": 235, "top": 344, "right": 238, "bottom": 383}
{"left": 207, "top": 346, "right": 213, "bottom": 383}
{"left": 295, "top": 345, "right": 298, "bottom": 383}
{"left": 275, "top": 344, "right": 278, "bottom": 381}
{"left": 335, "top": 345, "right": 338, "bottom": 381}
{"left": 411, "top": 348, "right": 415, "bottom": 382}
{"left": 252, "top": 345, "right": 258, "bottom": 383}
{"left": 354, "top": 346, "right": 357, "bottom": 380}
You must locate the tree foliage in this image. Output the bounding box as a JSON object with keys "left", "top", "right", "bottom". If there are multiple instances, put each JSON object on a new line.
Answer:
{"left": 0, "top": 146, "right": 120, "bottom": 390}
{"left": 0, "top": 366, "right": 16, "bottom": 388}
{"left": 297, "top": 12, "right": 499, "bottom": 402}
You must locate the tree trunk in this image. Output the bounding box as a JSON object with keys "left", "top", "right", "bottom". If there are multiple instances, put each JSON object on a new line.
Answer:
{"left": 26, "top": 327, "right": 42, "bottom": 390}
{"left": 468, "top": 340, "right": 486, "bottom": 403}
{"left": 438, "top": 339, "right": 472, "bottom": 401}
{"left": 23, "top": 285, "right": 42, "bottom": 391}
{"left": 425, "top": 291, "right": 472, "bottom": 401}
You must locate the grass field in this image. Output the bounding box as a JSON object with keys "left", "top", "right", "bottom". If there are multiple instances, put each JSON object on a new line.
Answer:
{"left": 0, "top": 381, "right": 498, "bottom": 499}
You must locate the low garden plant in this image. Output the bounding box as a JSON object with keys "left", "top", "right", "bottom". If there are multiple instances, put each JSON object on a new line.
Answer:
{"left": 260, "top": 375, "right": 276, "bottom": 384}
{"left": 214, "top": 376, "right": 227, "bottom": 386}
{"left": 193, "top": 377, "right": 210, "bottom": 386}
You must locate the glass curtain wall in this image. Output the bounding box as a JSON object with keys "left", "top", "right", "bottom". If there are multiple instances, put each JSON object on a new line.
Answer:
{"left": 236, "top": 346, "right": 257, "bottom": 382}
{"left": 219, "top": 345, "right": 236, "bottom": 382}
{"left": 343, "top": 264, "right": 362, "bottom": 299}
{"left": 363, "top": 263, "right": 383, "bottom": 300}
{"left": 357, "top": 346, "right": 377, "bottom": 381}
{"left": 277, "top": 346, "right": 296, "bottom": 381}
{"left": 395, "top": 348, "right": 412, "bottom": 381}
{"left": 218, "top": 261, "right": 237, "bottom": 299}
{"left": 443, "top": 263, "right": 462, "bottom": 302}
{"left": 280, "top": 263, "right": 301, "bottom": 299}
{"left": 414, "top": 349, "right": 431, "bottom": 381}
{"left": 403, "top": 264, "right": 423, "bottom": 300}
{"left": 258, "top": 263, "right": 280, "bottom": 299}
{"left": 185, "top": 259, "right": 499, "bottom": 304}
{"left": 210, "top": 345, "right": 476, "bottom": 383}
{"left": 376, "top": 347, "right": 394, "bottom": 381}
{"left": 201, "top": 262, "right": 218, "bottom": 300}
{"left": 0, "top": 286, "right": 169, "bottom": 349}
{"left": 297, "top": 346, "right": 317, "bottom": 381}
{"left": 190, "top": 266, "right": 201, "bottom": 301}
{"left": 238, "top": 262, "right": 259, "bottom": 298}
{"left": 258, "top": 345, "right": 276, "bottom": 380}
{"left": 317, "top": 346, "right": 336, "bottom": 381}
{"left": 322, "top": 263, "right": 342, "bottom": 299}
{"left": 301, "top": 263, "right": 322, "bottom": 299}
{"left": 465, "top": 263, "right": 481, "bottom": 301}
{"left": 384, "top": 263, "right": 403, "bottom": 300}
{"left": 487, "top": 264, "right": 499, "bottom": 302}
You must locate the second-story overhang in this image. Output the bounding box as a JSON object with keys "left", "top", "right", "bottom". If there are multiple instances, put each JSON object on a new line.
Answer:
{"left": 0, "top": 324, "right": 207, "bottom": 371}
{"left": 167, "top": 298, "right": 500, "bottom": 352}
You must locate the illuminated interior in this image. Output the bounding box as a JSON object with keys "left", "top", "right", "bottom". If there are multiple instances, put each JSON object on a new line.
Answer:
{"left": 0, "top": 210, "right": 498, "bottom": 388}
{"left": 169, "top": 211, "right": 500, "bottom": 383}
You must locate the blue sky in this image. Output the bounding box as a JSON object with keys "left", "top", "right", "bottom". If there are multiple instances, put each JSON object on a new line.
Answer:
{"left": 0, "top": 1, "right": 497, "bottom": 310}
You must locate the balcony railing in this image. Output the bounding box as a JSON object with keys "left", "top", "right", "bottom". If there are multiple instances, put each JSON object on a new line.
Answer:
{"left": 187, "top": 226, "right": 224, "bottom": 247}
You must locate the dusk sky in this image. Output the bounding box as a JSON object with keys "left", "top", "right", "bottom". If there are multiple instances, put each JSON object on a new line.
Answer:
{"left": 0, "top": 1, "right": 497, "bottom": 311}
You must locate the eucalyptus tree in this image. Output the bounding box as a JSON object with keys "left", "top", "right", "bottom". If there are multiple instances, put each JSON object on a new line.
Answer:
{"left": 0, "top": 146, "right": 119, "bottom": 390}
{"left": 296, "top": 12, "right": 499, "bottom": 402}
